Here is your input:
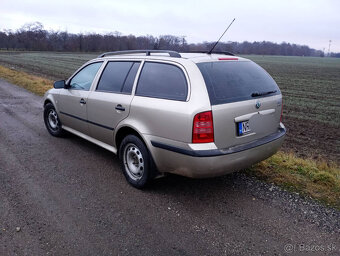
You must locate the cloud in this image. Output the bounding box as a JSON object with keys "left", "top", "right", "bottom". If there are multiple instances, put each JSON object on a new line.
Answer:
{"left": 0, "top": 0, "right": 339, "bottom": 51}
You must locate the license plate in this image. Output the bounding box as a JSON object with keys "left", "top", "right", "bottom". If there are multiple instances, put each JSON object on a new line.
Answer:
{"left": 238, "top": 121, "right": 251, "bottom": 136}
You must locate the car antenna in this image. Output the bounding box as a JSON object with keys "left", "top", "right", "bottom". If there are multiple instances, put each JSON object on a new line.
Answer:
{"left": 207, "top": 18, "right": 236, "bottom": 54}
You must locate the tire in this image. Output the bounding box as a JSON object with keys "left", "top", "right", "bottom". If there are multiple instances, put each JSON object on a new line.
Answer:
{"left": 43, "top": 103, "right": 64, "bottom": 137}
{"left": 119, "top": 135, "right": 156, "bottom": 188}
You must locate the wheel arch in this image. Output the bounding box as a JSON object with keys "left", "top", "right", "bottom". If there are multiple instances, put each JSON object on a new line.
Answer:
{"left": 115, "top": 126, "right": 148, "bottom": 158}
{"left": 43, "top": 94, "right": 58, "bottom": 111}
{"left": 115, "top": 125, "right": 161, "bottom": 181}
{"left": 44, "top": 99, "right": 53, "bottom": 107}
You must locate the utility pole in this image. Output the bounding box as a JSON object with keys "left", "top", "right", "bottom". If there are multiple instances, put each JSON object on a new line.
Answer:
{"left": 328, "top": 40, "right": 332, "bottom": 57}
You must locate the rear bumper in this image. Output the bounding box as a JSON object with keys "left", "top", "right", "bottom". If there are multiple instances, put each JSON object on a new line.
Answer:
{"left": 146, "top": 125, "right": 286, "bottom": 178}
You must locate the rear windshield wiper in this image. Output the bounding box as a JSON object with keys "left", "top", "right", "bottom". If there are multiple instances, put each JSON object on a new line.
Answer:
{"left": 251, "top": 90, "right": 277, "bottom": 97}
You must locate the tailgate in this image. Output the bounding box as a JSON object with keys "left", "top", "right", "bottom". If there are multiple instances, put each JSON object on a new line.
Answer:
{"left": 212, "top": 95, "right": 282, "bottom": 149}
{"left": 197, "top": 59, "right": 282, "bottom": 149}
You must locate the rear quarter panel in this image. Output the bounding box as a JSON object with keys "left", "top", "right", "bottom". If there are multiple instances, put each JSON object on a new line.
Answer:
{"left": 126, "top": 59, "right": 211, "bottom": 144}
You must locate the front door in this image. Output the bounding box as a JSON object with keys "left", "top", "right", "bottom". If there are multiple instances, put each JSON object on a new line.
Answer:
{"left": 58, "top": 62, "right": 103, "bottom": 135}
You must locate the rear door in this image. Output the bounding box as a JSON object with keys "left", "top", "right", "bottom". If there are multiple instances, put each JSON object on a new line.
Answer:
{"left": 86, "top": 61, "right": 141, "bottom": 146}
{"left": 58, "top": 62, "right": 103, "bottom": 135}
{"left": 197, "top": 60, "right": 282, "bottom": 149}
{"left": 131, "top": 61, "right": 190, "bottom": 142}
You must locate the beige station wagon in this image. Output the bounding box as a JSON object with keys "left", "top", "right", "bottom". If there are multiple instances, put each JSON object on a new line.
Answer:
{"left": 43, "top": 50, "right": 286, "bottom": 188}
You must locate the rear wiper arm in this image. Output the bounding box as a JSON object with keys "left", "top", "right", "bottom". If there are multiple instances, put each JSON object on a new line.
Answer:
{"left": 251, "top": 90, "right": 277, "bottom": 97}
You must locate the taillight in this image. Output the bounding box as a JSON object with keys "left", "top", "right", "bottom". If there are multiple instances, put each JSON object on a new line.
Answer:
{"left": 280, "top": 99, "right": 283, "bottom": 122}
{"left": 192, "top": 111, "right": 214, "bottom": 143}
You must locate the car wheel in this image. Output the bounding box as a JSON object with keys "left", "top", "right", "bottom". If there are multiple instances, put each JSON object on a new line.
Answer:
{"left": 44, "top": 103, "right": 64, "bottom": 137}
{"left": 119, "top": 135, "right": 155, "bottom": 188}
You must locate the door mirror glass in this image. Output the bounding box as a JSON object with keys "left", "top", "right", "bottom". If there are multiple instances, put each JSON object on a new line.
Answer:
{"left": 53, "top": 80, "right": 65, "bottom": 89}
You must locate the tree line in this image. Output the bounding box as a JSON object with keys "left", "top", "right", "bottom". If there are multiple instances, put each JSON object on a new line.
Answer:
{"left": 0, "top": 22, "right": 336, "bottom": 57}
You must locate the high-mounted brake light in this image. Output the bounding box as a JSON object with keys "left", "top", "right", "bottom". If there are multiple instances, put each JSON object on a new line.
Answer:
{"left": 192, "top": 111, "right": 214, "bottom": 143}
{"left": 218, "top": 57, "right": 238, "bottom": 60}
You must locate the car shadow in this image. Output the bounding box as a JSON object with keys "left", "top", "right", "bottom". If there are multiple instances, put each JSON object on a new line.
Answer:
{"left": 63, "top": 131, "right": 248, "bottom": 199}
{"left": 149, "top": 172, "right": 240, "bottom": 195}
{"left": 63, "top": 131, "right": 117, "bottom": 160}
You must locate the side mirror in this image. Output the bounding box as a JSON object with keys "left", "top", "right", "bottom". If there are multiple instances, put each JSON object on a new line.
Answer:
{"left": 53, "top": 80, "right": 66, "bottom": 89}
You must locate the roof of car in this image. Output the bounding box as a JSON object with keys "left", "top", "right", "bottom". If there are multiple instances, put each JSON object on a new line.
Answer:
{"left": 179, "top": 53, "right": 247, "bottom": 63}
{"left": 97, "top": 50, "right": 248, "bottom": 63}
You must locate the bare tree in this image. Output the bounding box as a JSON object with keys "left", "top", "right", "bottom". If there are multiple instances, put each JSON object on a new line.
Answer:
{"left": 0, "top": 22, "right": 330, "bottom": 57}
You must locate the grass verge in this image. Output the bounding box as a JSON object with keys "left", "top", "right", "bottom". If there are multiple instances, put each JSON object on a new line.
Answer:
{"left": 1, "top": 64, "right": 339, "bottom": 209}
{"left": 0, "top": 65, "right": 53, "bottom": 96}
{"left": 246, "top": 151, "right": 340, "bottom": 209}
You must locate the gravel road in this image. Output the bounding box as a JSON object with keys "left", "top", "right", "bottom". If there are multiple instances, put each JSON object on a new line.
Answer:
{"left": 0, "top": 79, "right": 339, "bottom": 256}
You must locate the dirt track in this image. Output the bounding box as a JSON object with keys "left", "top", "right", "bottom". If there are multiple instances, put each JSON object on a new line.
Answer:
{"left": 281, "top": 115, "right": 340, "bottom": 164}
{"left": 0, "top": 79, "right": 339, "bottom": 255}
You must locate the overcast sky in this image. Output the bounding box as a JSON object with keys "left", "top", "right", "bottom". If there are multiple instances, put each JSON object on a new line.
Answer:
{"left": 1, "top": 0, "right": 339, "bottom": 52}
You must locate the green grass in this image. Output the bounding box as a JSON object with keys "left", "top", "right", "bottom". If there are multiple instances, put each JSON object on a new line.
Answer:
{"left": 0, "top": 65, "right": 53, "bottom": 96}
{"left": 246, "top": 151, "right": 340, "bottom": 209}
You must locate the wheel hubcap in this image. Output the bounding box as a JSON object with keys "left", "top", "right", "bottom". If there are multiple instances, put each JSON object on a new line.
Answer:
{"left": 123, "top": 143, "right": 144, "bottom": 181}
{"left": 48, "top": 109, "right": 59, "bottom": 130}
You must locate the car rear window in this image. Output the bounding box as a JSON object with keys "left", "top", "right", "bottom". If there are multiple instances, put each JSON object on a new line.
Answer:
{"left": 197, "top": 61, "right": 280, "bottom": 105}
{"left": 136, "top": 62, "right": 187, "bottom": 101}
{"left": 97, "top": 61, "right": 140, "bottom": 94}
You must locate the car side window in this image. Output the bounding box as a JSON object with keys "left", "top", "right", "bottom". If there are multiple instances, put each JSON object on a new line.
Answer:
{"left": 122, "top": 62, "right": 140, "bottom": 93}
{"left": 136, "top": 62, "right": 188, "bottom": 101}
{"left": 69, "top": 62, "right": 102, "bottom": 91}
{"left": 96, "top": 61, "right": 140, "bottom": 94}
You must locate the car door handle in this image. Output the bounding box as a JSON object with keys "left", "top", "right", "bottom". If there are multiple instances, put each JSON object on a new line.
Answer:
{"left": 80, "top": 98, "right": 86, "bottom": 104}
{"left": 115, "top": 104, "right": 125, "bottom": 111}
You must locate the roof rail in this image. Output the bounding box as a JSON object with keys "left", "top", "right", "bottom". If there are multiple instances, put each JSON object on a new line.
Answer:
{"left": 98, "top": 50, "right": 181, "bottom": 58}
{"left": 184, "top": 51, "right": 235, "bottom": 56}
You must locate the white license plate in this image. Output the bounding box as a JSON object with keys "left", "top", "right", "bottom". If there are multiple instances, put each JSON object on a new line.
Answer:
{"left": 238, "top": 121, "right": 251, "bottom": 136}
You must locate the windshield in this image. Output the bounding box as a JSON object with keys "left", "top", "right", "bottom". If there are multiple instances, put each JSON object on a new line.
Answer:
{"left": 197, "top": 61, "right": 280, "bottom": 105}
